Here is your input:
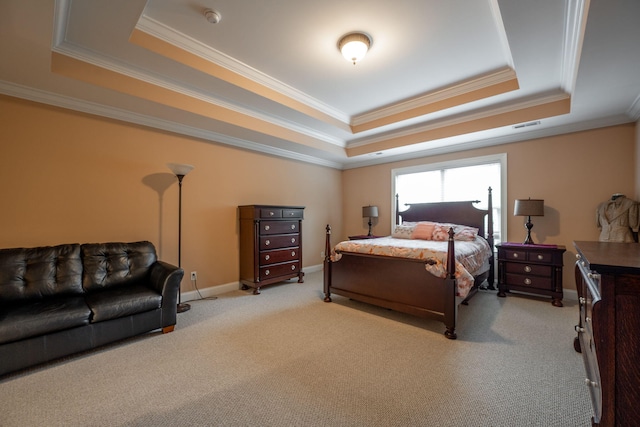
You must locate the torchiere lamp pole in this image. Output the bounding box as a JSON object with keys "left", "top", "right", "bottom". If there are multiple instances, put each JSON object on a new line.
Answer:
{"left": 167, "top": 163, "right": 195, "bottom": 313}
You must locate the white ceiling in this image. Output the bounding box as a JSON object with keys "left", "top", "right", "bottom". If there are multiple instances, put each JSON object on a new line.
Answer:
{"left": 1, "top": 0, "right": 639, "bottom": 169}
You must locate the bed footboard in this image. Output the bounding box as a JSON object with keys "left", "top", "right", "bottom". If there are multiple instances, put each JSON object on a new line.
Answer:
{"left": 323, "top": 225, "right": 459, "bottom": 339}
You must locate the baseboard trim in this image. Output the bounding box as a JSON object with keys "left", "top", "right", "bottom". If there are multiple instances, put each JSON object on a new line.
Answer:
{"left": 181, "top": 264, "right": 324, "bottom": 302}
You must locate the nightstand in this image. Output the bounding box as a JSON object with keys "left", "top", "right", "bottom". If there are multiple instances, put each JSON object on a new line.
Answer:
{"left": 348, "top": 235, "right": 381, "bottom": 240}
{"left": 496, "top": 243, "right": 566, "bottom": 306}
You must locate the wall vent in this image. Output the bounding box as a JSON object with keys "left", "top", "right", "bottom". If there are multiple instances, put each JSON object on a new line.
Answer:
{"left": 513, "top": 121, "right": 541, "bottom": 129}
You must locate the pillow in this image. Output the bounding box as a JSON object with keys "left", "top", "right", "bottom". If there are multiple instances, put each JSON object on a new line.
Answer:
{"left": 392, "top": 224, "right": 416, "bottom": 239}
{"left": 411, "top": 222, "right": 436, "bottom": 240}
{"left": 411, "top": 221, "right": 479, "bottom": 241}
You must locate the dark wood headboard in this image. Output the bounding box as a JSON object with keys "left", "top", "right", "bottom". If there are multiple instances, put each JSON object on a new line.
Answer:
{"left": 395, "top": 187, "right": 494, "bottom": 243}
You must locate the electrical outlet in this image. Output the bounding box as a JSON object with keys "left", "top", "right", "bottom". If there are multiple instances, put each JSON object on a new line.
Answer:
{"left": 320, "top": 251, "right": 325, "bottom": 258}
{"left": 190, "top": 271, "right": 197, "bottom": 281}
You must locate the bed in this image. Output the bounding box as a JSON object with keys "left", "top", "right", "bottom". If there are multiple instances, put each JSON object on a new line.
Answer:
{"left": 323, "top": 187, "right": 495, "bottom": 339}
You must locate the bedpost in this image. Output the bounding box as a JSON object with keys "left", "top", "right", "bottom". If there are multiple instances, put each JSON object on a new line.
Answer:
{"left": 444, "top": 227, "right": 457, "bottom": 339}
{"left": 323, "top": 224, "right": 332, "bottom": 302}
{"left": 395, "top": 194, "right": 400, "bottom": 225}
{"left": 486, "top": 187, "right": 496, "bottom": 289}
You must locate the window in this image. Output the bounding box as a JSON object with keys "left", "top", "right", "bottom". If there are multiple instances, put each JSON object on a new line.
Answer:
{"left": 391, "top": 154, "right": 506, "bottom": 244}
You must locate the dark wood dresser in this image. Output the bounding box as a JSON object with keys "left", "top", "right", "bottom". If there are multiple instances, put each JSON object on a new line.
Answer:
{"left": 496, "top": 243, "right": 566, "bottom": 306}
{"left": 574, "top": 241, "right": 640, "bottom": 426}
{"left": 239, "top": 205, "right": 304, "bottom": 294}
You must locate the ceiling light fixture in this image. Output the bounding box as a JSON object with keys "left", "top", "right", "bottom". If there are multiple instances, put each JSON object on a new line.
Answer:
{"left": 338, "top": 32, "right": 372, "bottom": 65}
{"left": 204, "top": 8, "right": 221, "bottom": 24}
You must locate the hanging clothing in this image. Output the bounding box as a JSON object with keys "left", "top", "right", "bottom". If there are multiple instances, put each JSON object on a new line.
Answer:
{"left": 596, "top": 195, "right": 639, "bottom": 242}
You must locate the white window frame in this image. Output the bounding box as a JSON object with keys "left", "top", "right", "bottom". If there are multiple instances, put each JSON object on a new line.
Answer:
{"left": 390, "top": 153, "right": 508, "bottom": 243}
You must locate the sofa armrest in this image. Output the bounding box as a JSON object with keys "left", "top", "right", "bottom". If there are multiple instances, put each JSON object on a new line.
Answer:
{"left": 149, "top": 261, "right": 184, "bottom": 328}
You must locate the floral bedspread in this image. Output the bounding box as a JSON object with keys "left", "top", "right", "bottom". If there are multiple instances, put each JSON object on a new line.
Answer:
{"left": 331, "top": 235, "right": 491, "bottom": 298}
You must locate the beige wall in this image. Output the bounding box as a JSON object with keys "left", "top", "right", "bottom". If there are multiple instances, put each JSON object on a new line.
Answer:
{"left": 1, "top": 94, "right": 637, "bottom": 295}
{"left": 0, "top": 95, "right": 343, "bottom": 293}
{"left": 343, "top": 124, "right": 637, "bottom": 292}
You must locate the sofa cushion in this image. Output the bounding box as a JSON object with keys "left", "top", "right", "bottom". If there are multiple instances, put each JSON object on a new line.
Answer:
{"left": 85, "top": 284, "right": 162, "bottom": 323}
{"left": 0, "top": 296, "right": 91, "bottom": 345}
{"left": 82, "top": 242, "right": 157, "bottom": 292}
{"left": 0, "top": 244, "right": 83, "bottom": 303}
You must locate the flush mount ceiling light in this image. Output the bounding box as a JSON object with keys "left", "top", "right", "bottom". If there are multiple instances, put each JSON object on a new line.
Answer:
{"left": 338, "top": 32, "right": 372, "bottom": 65}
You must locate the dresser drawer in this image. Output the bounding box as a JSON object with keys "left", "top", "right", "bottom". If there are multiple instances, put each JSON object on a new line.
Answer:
{"left": 259, "top": 261, "right": 299, "bottom": 280}
{"left": 282, "top": 208, "right": 303, "bottom": 219}
{"left": 505, "top": 273, "right": 552, "bottom": 290}
{"left": 260, "top": 234, "right": 300, "bottom": 250}
{"left": 260, "top": 247, "right": 299, "bottom": 265}
{"left": 260, "top": 208, "right": 282, "bottom": 218}
{"left": 260, "top": 220, "right": 300, "bottom": 235}
{"left": 505, "top": 262, "right": 551, "bottom": 277}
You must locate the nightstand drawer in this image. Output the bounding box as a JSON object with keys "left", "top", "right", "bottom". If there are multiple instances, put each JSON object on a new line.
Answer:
{"left": 502, "top": 248, "right": 552, "bottom": 263}
{"left": 505, "top": 273, "right": 552, "bottom": 290}
{"left": 529, "top": 251, "right": 552, "bottom": 263}
{"left": 505, "top": 262, "right": 551, "bottom": 277}
{"left": 502, "top": 249, "right": 527, "bottom": 261}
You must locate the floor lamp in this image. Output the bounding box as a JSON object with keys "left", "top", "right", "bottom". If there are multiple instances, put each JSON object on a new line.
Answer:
{"left": 167, "top": 162, "right": 194, "bottom": 313}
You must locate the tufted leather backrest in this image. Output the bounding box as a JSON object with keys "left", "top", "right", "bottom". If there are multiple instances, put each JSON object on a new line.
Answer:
{"left": 81, "top": 241, "right": 157, "bottom": 292}
{"left": 0, "top": 244, "right": 84, "bottom": 302}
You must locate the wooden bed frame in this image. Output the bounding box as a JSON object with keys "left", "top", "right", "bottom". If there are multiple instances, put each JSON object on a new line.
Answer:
{"left": 323, "top": 188, "right": 494, "bottom": 339}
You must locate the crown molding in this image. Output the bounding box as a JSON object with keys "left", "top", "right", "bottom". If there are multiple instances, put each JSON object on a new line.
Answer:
{"left": 343, "top": 113, "right": 633, "bottom": 169}
{"left": 352, "top": 67, "right": 517, "bottom": 128}
{"left": 347, "top": 91, "right": 570, "bottom": 149}
{"left": 561, "top": 0, "right": 590, "bottom": 93}
{"left": 135, "top": 15, "right": 351, "bottom": 125}
{"left": 628, "top": 93, "right": 640, "bottom": 121}
{"left": 0, "top": 80, "right": 344, "bottom": 170}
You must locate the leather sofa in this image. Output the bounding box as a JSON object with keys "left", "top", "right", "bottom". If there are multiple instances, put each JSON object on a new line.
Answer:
{"left": 0, "top": 241, "right": 184, "bottom": 376}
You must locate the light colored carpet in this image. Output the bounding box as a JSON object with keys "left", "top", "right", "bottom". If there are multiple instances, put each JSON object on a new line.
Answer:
{"left": 0, "top": 271, "right": 592, "bottom": 426}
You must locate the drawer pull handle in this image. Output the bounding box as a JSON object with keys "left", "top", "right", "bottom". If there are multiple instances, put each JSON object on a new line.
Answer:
{"left": 524, "top": 278, "right": 532, "bottom": 285}
{"left": 524, "top": 265, "right": 532, "bottom": 273}
{"left": 269, "top": 211, "right": 275, "bottom": 216}
{"left": 584, "top": 378, "right": 598, "bottom": 388}
{"left": 586, "top": 317, "right": 591, "bottom": 323}
{"left": 512, "top": 253, "right": 519, "bottom": 258}
{"left": 291, "top": 224, "right": 296, "bottom": 230}
{"left": 289, "top": 212, "right": 295, "bottom": 216}
{"left": 575, "top": 325, "right": 584, "bottom": 333}
{"left": 537, "top": 254, "right": 544, "bottom": 260}
{"left": 265, "top": 240, "right": 270, "bottom": 246}
{"left": 264, "top": 225, "right": 270, "bottom": 231}
{"left": 265, "top": 255, "right": 270, "bottom": 261}
{"left": 265, "top": 269, "right": 270, "bottom": 275}
{"left": 291, "top": 251, "right": 296, "bottom": 257}
{"left": 291, "top": 265, "right": 296, "bottom": 270}
{"left": 579, "top": 297, "right": 586, "bottom": 304}
{"left": 291, "top": 238, "right": 296, "bottom": 243}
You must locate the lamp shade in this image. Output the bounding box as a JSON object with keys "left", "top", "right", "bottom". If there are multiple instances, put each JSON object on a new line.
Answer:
{"left": 167, "top": 163, "right": 194, "bottom": 177}
{"left": 362, "top": 205, "right": 378, "bottom": 218}
{"left": 514, "top": 199, "right": 544, "bottom": 217}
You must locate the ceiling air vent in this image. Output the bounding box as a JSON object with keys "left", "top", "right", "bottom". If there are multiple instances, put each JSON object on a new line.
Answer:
{"left": 513, "top": 121, "right": 541, "bottom": 129}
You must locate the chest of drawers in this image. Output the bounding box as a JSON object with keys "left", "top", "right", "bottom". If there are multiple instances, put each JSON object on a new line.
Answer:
{"left": 496, "top": 243, "right": 566, "bottom": 306}
{"left": 574, "top": 241, "right": 640, "bottom": 426}
{"left": 239, "top": 205, "right": 304, "bottom": 294}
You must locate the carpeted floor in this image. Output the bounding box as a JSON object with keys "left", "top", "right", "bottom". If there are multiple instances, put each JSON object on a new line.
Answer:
{"left": 0, "top": 270, "right": 592, "bottom": 426}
